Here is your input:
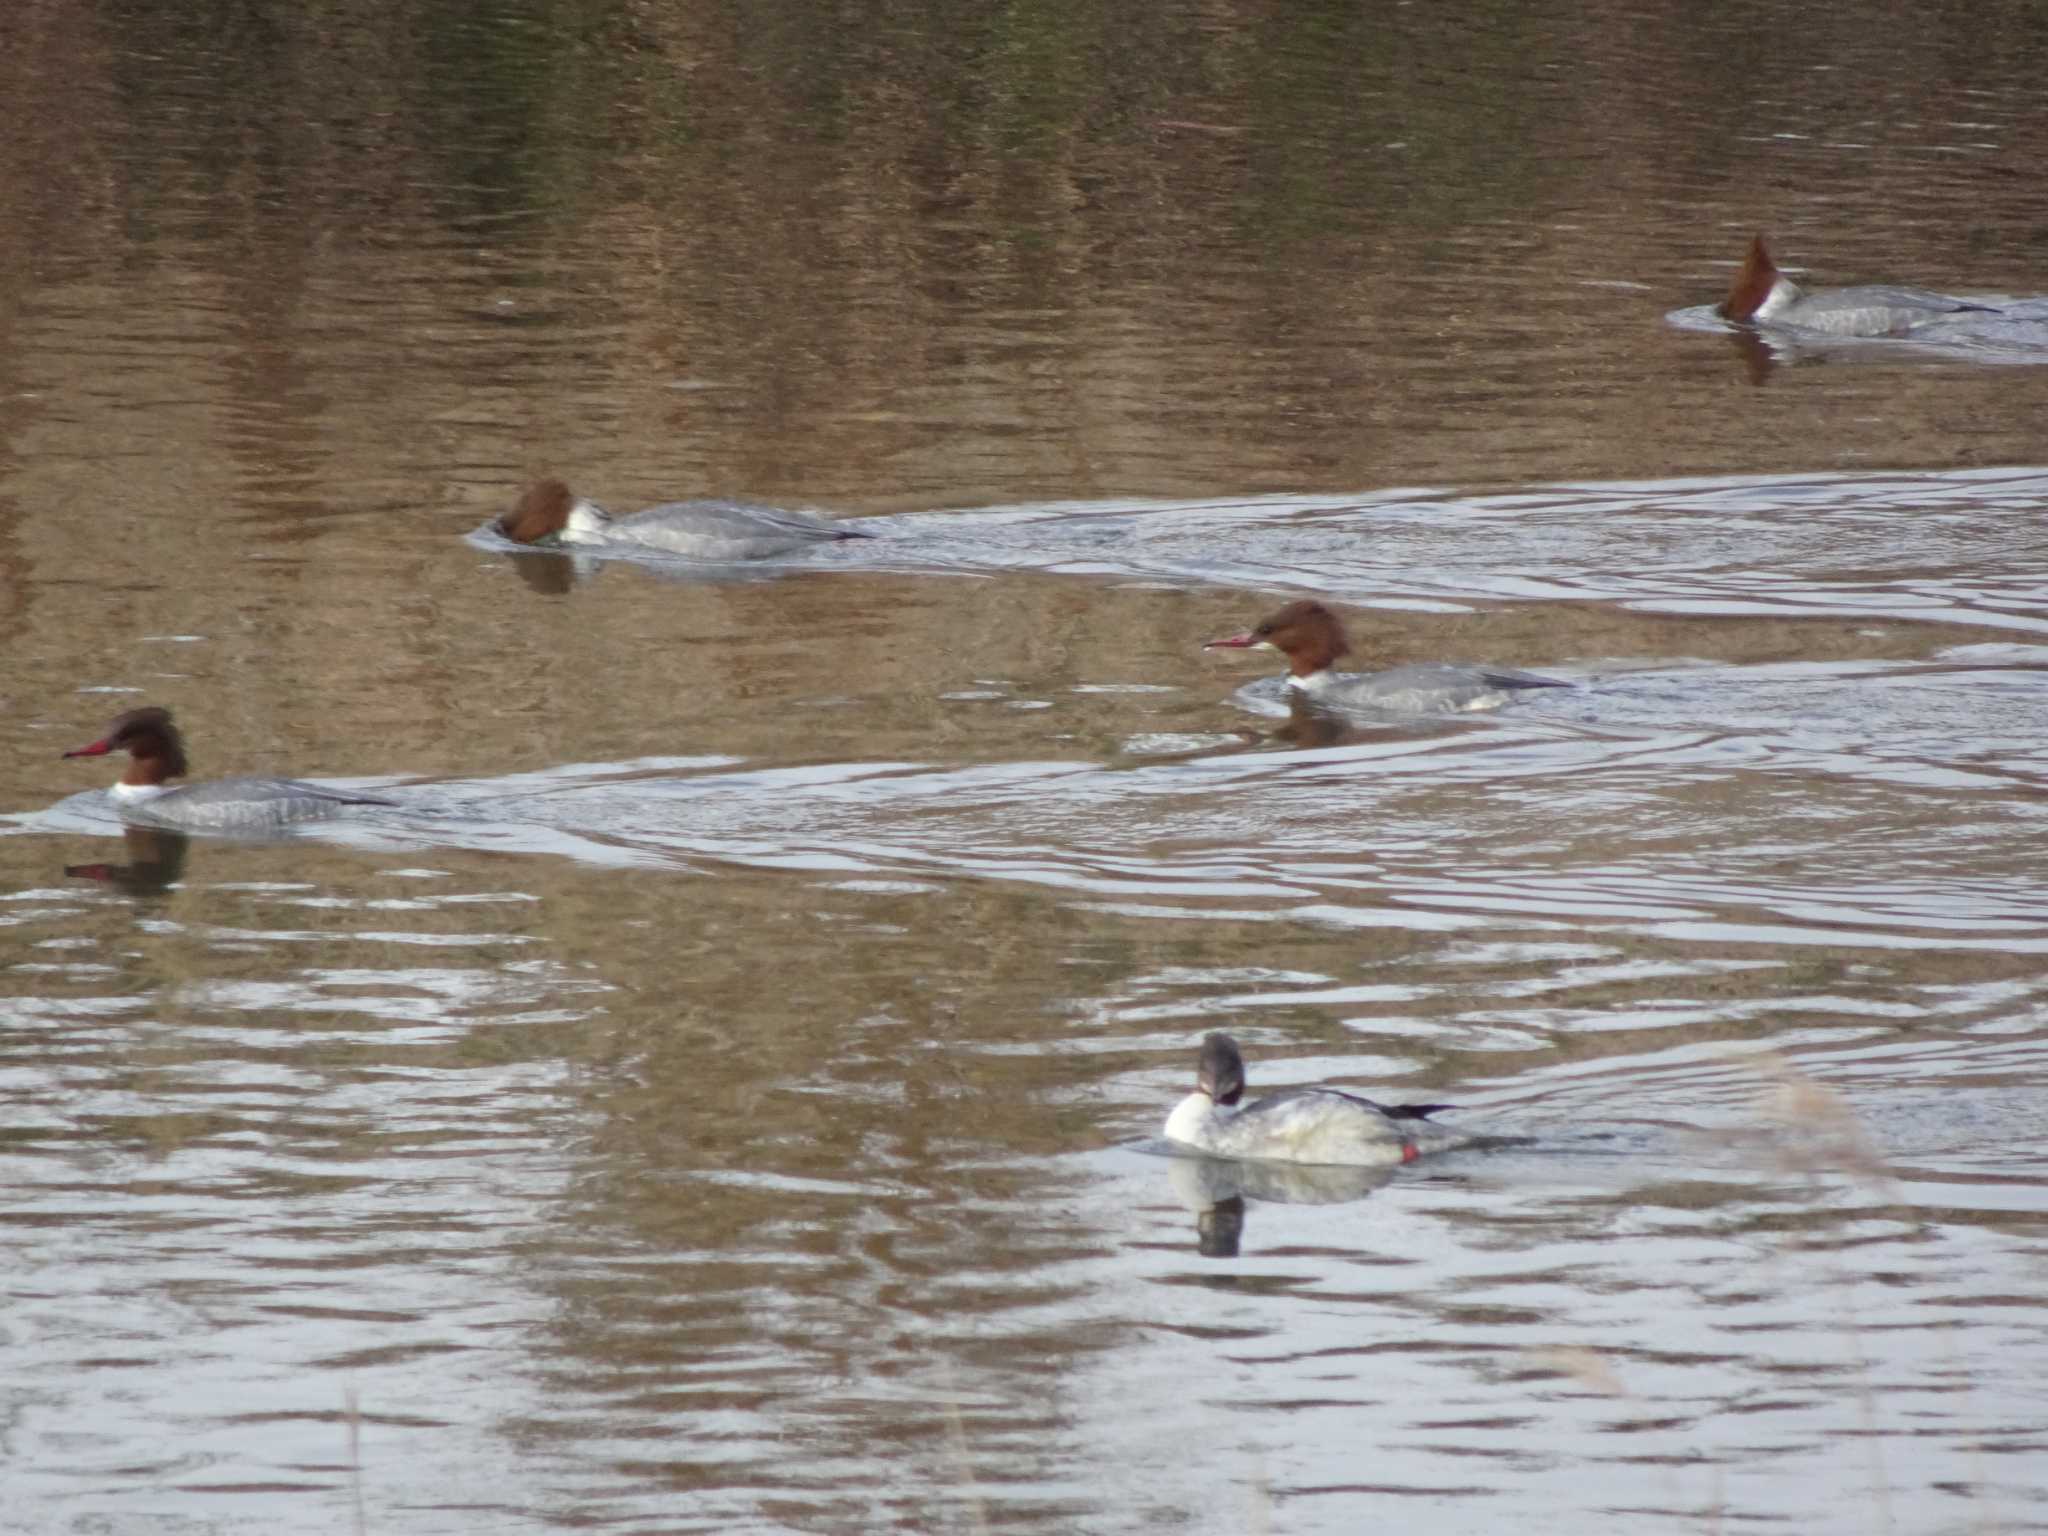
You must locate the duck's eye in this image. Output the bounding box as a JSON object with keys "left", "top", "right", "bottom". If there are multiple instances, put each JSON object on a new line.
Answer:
{"left": 1254, "top": 624, "right": 1273, "bottom": 638}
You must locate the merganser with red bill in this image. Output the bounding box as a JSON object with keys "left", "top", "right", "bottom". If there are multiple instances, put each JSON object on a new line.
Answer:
{"left": 63, "top": 707, "right": 394, "bottom": 832}
{"left": 1718, "top": 234, "right": 1998, "bottom": 337}
{"left": 1204, "top": 599, "right": 1567, "bottom": 713}
{"left": 495, "top": 478, "right": 870, "bottom": 561}
{"left": 1163, "top": 1032, "right": 1462, "bottom": 1166}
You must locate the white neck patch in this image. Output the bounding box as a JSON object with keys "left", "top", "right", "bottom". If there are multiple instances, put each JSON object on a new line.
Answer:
{"left": 562, "top": 498, "right": 614, "bottom": 543}
{"left": 1753, "top": 275, "right": 1805, "bottom": 321}
{"left": 1164, "top": 1092, "right": 1229, "bottom": 1147}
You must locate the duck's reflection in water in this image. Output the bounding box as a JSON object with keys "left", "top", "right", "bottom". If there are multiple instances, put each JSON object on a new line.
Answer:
{"left": 486, "top": 537, "right": 845, "bottom": 596}
{"left": 1166, "top": 1154, "right": 1400, "bottom": 1258}
{"left": 1215, "top": 700, "right": 1365, "bottom": 754}
{"left": 505, "top": 548, "right": 582, "bottom": 596}
{"left": 64, "top": 826, "right": 190, "bottom": 895}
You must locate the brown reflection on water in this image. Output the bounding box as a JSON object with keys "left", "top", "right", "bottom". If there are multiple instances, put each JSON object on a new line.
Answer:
{"left": 3, "top": 0, "right": 2048, "bottom": 545}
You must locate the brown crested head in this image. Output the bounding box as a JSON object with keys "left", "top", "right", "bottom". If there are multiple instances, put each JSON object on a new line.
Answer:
{"left": 63, "top": 706, "right": 190, "bottom": 786}
{"left": 496, "top": 479, "right": 576, "bottom": 544}
{"left": 1197, "top": 1032, "right": 1247, "bottom": 1106}
{"left": 1717, "top": 234, "right": 1781, "bottom": 322}
{"left": 1204, "top": 599, "right": 1351, "bottom": 677}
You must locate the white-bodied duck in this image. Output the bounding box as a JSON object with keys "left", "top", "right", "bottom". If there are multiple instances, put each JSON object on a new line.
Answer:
{"left": 1163, "top": 1032, "right": 1462, "bottom": 1166}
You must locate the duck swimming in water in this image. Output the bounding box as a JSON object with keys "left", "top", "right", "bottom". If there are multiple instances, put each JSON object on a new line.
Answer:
{"left": 1717, "top": 234, "right": 1998, "bottom": 337}
{"left": 63, "top": 706, "right": 393, "bottom": 832}
{"left": 1205, "top": 599, "right": 1568, "bottom": 714}
{"left": 1163, "top": 1032, "right": 1463, "bottom": 1166}
{"left": 495, "top": 478, "right": 871, "bottom": 561}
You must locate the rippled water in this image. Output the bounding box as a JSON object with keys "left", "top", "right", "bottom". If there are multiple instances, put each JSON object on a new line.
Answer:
{"left": 8, "top": 1, "right": 2048, "bottom": 1533}
{"left": 13, "top": 476, "right": 2048, "bottom": 1533}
